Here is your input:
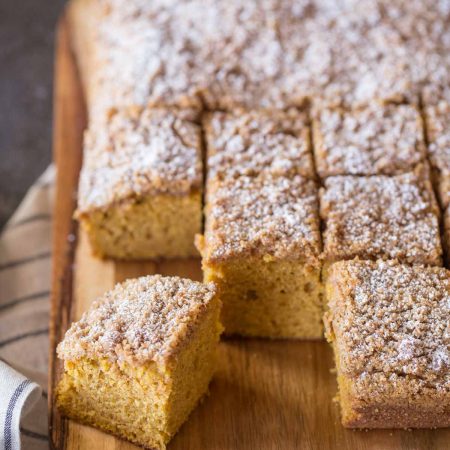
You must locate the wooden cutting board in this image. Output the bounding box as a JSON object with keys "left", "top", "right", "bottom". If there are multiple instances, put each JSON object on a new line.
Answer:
{"left": 48, "top": 15, "right": 450, "bottom": 450}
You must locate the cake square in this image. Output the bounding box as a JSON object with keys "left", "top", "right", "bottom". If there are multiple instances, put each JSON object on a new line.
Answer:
{"left": 204, "top": 109, "right": 315, "bottom": 181}
{"left": 76, "top": 107, "right": 203, "bottom": 259}
{"left": 320, "top": 165, "right": 442, "bottom": 267}
{"left": 56, "top": 275, "right": 222, "bottom": 450}
{"left": 425, "top": 101, "right": 450, "bottom": 208}
{"left": 312, "top": 103, "right": 426, "bottom": 178}
{"left": 325, "top": 260, "right": 450, "bottom": 428}
{"left": 197, "top": 174, "right": 323, "bottom": 338}
{"left": 313, "top": 23, "right": 418, "bottom": 110}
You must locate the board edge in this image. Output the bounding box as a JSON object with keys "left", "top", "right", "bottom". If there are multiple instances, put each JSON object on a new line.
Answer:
{"left": 48, "top": 12, "right": 86, "bottom": 450}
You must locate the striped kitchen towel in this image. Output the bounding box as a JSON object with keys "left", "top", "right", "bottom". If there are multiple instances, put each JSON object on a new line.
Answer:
{"left": 0, "top": 166, "right": 55, "bottom": 450}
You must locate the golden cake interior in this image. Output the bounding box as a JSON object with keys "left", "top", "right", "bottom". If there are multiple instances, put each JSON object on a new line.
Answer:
{"left": 203, "top": 255, "right": 323, "bottom": 339}
{"left": 78, "top": 192, "right": 201, "bottom": 260}
{"left": 56, "top": 290, "right": 221, "bottom": 450}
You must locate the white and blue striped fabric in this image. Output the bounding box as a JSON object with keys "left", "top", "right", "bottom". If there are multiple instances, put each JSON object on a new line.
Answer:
{"left": 0, "top": 166, "right": 55, "bottom": 450}
{"left": 0, "top": 363, "right": 43, "bottom": 450}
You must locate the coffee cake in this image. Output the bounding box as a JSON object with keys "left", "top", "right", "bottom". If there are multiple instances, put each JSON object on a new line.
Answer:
{"left": 197, "top": 174, "right": 323, "bottom": 338}
{"left": 76, "top": 107, "right": 202, "bottom": 259}
{"left": 312, "top": 103, "right": 426, "bottom": 178}
{"left": 325, "top": 260, "right": 450, "bottom": 428}
{"left": 56, "top": 275, "right": 222, "bottom": 449}
{"left": 204, "top": 109, "right": 314, "bottom": 181}
{"left": 68, "top": 0, "right": 450, "bottom": 114}
{"left": 320, "top": 165, "right": 442, "bottom": 267}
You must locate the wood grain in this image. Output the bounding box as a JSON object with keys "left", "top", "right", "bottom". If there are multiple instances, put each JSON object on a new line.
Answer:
{"left": 49, "top": 15, "right": 450, "bottom": 450}
{"left": 49, "top": 14, "right": 86, "bottom": 450}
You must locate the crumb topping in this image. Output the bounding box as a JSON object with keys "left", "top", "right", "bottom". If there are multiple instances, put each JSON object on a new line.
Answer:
{"left": 205, "top": 110, "right": 314, "bottom": 181}
{"left": 426, "top": 101, "right": 450, "bottom": 209}
{"left": 422, "top": 57, "right": 450, "bottom": 106}
{"left": 320, "top": 166, "right": 442, "bottom": 265}
{"left": 77, "top": 107, "right": 202, "bottom": 214}
{"left": 204, "top": 175, "right": 321, "bottom": 263}
{"left": 76, "top": 0, "right": 450, "bottom": 113}
{"left": 426, "top": 102, "right": 450, "bottom": 174}
{"left": 327, "top": 260, "right": 450, "bottom": 394}
{"left": 312, "top": 24, "right": 416, "bottom": 109}
{"left": 57, "top": 275, "right": 216, "bottom": 366}
{"left": 313, "top": 104, "right": 426, "bottom": 177}
{"left": 424, "top": 101, "right": 450, "bottom": 209}
{"left": 86, "top": 0, "right": 317, "bottom": 112}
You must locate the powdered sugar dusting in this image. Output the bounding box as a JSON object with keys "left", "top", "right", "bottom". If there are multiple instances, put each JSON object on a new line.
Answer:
{"left": 426, "top": 102, "right": 450, "bottom": 173}
{"left": 57, "top": 275, "right": 216, "bottom": 365}
{"left": 75, "top": 0, "right": 450, "bottom": 113}
{"left": 205, "top": 110, "right": 314, "bottom": 181}
{"left": 425, "top": 102, "right": 450, "bottom": 209}
{"left": 328, "top": 260, "right": 450, "bottom": 395}
{"left": 320, "top": 166, "right": 442, "bottom": 265}
{"left": 313, "top": 104, "right": 426, "bottom": 177}
{"left": 77, "top": 107, "right": 202, "bottom": 214}
{"left": 204, "top": 175, "right": 321, "bottom": 262}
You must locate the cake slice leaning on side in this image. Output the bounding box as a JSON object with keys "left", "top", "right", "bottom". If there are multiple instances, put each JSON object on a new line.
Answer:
{"left": 75, "top": 106, "right": 203, "bottom": 259}
{"left": 56, "top": 275, "right": 222, "bottom": 450}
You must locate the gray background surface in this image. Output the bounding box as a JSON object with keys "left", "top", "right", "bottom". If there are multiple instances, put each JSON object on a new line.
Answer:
{"left": 0, "top": 0, "right": 66, "bottom": 229}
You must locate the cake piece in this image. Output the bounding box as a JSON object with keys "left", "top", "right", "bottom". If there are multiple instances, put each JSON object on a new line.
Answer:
{"left": 197, "top": 174, "right": 323, "bottom": 338}
{"left": 76, "top": 107, "right": 203, "bottom": 259}
{"left": 56, "top": 275, "right": 222, "bottom": 450}
{"left": 311, "top": 19, "right": 418, "bottom": 109}
{"left": 325, "top": 260, "right": 450, "bottom": 428}
{"left": 320, "top": 165, "right": 442, "bottom": 268}
{"left": 312, "top": 103, "right": 426, "bottom": 178}
{"left": 425, "top": 101, "right": 450, "bottom": 208}
{"left": 204, "top": 109, "right": 314, "bottom": 181}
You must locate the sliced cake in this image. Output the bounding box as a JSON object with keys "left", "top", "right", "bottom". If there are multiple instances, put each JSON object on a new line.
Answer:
{"left": 325, "top": 260, "right": 450, "bottom": 428}
{"left": 76, "top": 107, "right": 202, "bottom": 259}
{"left": 320, "top": 164, "right": 442, "bottom": 270}
{"left": 56, "top": 275, "right": 222, "bottom": 449}
{"left": 204, "top": 109, "right": 314, "bottom": 181}
{"left": 312, "top": 103, "right": 425, "bottom": 178}
{"left": 197, "top": 174, "right": 323, "bottom": 338}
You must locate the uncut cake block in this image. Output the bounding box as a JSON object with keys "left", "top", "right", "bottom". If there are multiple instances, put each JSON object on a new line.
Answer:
{"left": 312, "top": 103, "right": 426, "bottom": 178}
{"left": 68, "top": 0, "right": 316, "bottom": 115}
{"left": 320, "top": 164, "right": 442, "bottom": 269}
{"left": 68, "top": 0, "right": 450, "bottom": 116}
{"left": 76, "top": 107, "right": 202, "bottom": 259}
{"left": 204, "top": 109, "right": 315, "bottom": 181}
{"left": 197, "top": 174, "right": 323, "bottom": 339}
{"left": 425, "top": 101, "right": 450, "bottom": 209}
{"left": 325, "top": 260, "right": 450, "bottom": 428}
{"left": 56, "top": 275, "right": 222, "bottom": 450}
